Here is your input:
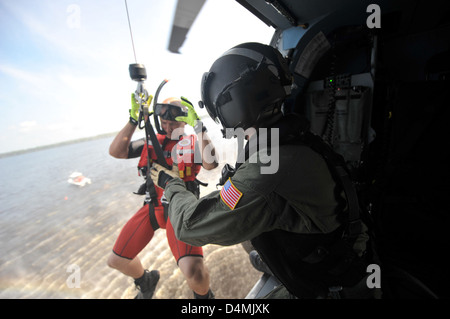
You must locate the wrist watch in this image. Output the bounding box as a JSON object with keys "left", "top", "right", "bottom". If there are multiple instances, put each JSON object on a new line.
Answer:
{"left": 129, "top": 116, "right": 138, "bottom": 126}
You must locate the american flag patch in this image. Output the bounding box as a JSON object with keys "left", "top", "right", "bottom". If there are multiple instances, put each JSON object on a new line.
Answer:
{"left": 220, "top": 178, "right": 243, "bottom": 210}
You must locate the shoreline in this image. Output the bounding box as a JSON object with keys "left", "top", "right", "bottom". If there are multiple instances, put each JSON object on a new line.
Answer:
{"left": 0, "top": 132, "right": 118, "bottom": 159}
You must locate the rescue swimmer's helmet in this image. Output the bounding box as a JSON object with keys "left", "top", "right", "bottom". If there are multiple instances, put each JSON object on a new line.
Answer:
{"left": 200, "top": 42, "right": 292, "bottom": 137}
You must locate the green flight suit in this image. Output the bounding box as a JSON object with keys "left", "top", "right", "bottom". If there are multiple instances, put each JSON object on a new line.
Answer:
{"left": 164, "top": 142, "right": 368, "bottom": 256}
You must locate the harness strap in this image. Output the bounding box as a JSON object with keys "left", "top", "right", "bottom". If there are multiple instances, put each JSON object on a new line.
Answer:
{"left": 163, "top": 204, "right": 169, "bottom": 222}
{"left": 335, "top": 166, "right": 362, "bottom": 238}
{"left": 148, "top": 202, "right": 160, "bottom": 231}
{"left": 144, "top": 113, "right": 169, "bottom": 169}
{"left": 146, "top": 178, "right": 160, "bottom": 231}
{"left": 302, "top": 132, "right": 362, "bottom": 239}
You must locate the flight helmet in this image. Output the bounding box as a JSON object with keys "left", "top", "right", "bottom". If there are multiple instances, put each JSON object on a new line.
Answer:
{"left": 200, "top": 42, "right": 292, "bottom": 137}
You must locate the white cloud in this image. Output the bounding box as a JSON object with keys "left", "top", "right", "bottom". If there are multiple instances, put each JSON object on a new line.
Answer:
{"left": 19, "top": 120, "right": 37, "bottom": 128}
{"left": 0, "top": 65, "right": 48, "bottom": 91}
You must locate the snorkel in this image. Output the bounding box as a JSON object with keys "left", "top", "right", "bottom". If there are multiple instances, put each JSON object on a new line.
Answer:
{"left": 153, "top": 79, "right": 169, "bottom": 134}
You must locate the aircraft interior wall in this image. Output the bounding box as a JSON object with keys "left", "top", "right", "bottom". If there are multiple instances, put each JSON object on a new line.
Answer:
{"left": 288, "top": 14, "right": 450, "bottom": 298}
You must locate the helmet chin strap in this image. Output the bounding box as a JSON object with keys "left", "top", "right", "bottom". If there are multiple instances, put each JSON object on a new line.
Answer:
{"left": 220, "top": 118, "right": 244, "bottom": 138}
{"left": 254, "top": 105, "right": 283, "bottom": 129}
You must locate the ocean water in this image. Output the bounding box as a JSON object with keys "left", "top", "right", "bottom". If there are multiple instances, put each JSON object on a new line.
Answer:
{"left": 0, "top": 136, "right": 261, "bottom": 299}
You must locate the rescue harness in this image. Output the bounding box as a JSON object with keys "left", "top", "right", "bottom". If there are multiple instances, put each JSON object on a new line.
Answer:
{"left": 135, "top": 133, "right": 202, "bottom": 231}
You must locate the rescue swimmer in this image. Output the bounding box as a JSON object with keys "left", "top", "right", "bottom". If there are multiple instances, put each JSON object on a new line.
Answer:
{"left": 107, "top": 91, "right": 218, "bottom": 299}
{"left": 150, "top": 42, "right": 371, "bottom": 298}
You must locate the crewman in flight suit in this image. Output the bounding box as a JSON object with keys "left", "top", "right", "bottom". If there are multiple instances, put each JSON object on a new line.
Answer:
{"left": 150, "top": 42, "right": 370, "bottom": 298}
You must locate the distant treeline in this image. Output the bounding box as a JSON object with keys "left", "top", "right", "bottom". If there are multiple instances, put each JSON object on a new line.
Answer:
{"left": 0, "top": 132, "right": 118, "bottom": 159}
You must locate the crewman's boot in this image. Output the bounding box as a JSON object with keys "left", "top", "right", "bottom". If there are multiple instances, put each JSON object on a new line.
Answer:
{"left": 249, "top": 250, "right": 273, "bottom": 276}
{"left": 134, "top": 269, "right": 160, "bottom": 299}
{"left": 193, "top": 288, "right": 215, "bottom": 299}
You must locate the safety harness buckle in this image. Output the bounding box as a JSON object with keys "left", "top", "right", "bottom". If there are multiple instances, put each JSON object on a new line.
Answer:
{"left": 347, "top": 219, "right": 363, "bottom": 239}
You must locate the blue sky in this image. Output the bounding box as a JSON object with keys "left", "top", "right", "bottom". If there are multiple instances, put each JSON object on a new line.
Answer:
{"left": 0, "top": 0, "right": 273, "bottom": 153}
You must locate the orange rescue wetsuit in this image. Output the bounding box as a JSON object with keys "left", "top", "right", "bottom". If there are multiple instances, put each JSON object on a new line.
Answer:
{"left": 112, "top": 134, "right": 202, "bottom": 263}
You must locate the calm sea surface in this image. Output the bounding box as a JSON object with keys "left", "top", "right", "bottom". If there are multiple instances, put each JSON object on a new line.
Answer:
{"left": 0, "top": 136, "right": 260, "bottom": 299}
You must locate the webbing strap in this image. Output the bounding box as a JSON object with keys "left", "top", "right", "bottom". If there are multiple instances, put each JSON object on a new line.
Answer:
{"left": 146, "top": 178, "right": 160, "bottom": 231}
{"left": 163, "top": 203, "right": 169, "bottom": 222}
{"left": 148, "top": 202, "right": 160, "bottom": 231}
{"left": 303, "top": 132, "right": 362, "bottom": 239}
{"left": 335, "top": 166, "right": 362, "bottom": 238}
{"left": 145, "top": 119, "right": 169, "bottom": 169}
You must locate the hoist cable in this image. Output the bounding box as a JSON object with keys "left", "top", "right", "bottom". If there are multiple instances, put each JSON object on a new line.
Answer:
{"left": 124, "top": 0, "right": 138, "bottom": 63}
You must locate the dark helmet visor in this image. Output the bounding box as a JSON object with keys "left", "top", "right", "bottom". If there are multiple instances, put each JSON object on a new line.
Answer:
{"left": 201, "top": 72, "right": 218, "bottom": 122}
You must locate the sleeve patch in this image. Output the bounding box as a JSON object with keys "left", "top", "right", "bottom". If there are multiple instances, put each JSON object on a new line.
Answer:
{"left": 220, "top": 178, "right": 243, "bottom": 210}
